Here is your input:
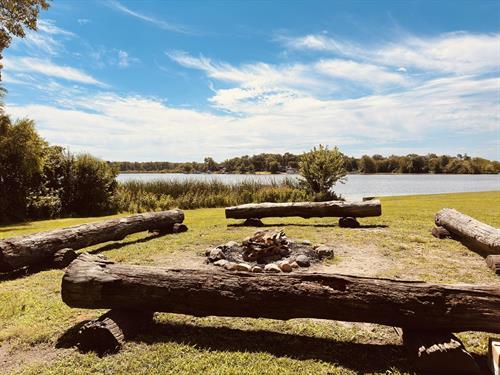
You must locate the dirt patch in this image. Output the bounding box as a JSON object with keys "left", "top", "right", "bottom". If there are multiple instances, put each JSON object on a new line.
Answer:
{"left": 0, "top": 342, "right": 72, "bottom": 373}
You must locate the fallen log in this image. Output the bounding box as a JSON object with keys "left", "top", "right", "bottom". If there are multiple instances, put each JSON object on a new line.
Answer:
{"left": 0, "top": 209, "right": 184, "bottom": 272}
{"left": 225, "top": 200, "right": 381, "bottom": 219}
{"left": 486, "top": 255, "right": 500, "bottom": 275}
{"left": 400, "top": 329, "right": 480, "bottom": 374}
{"left": 77, "top": 309, "right": 153, "bottom": 354}
{"left": 435, "top": 208, "right": 500, "bottom": 255}
{"left": 62, "top": 254, "right": 500, "bottom": 333}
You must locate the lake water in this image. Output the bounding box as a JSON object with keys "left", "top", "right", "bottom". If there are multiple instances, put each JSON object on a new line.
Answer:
{"left": 117, "top": 173, "right": 499, "bottom": 200}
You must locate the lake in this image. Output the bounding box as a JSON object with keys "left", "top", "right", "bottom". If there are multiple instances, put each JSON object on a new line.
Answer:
{"left": 117, "top": 173, "right": 499, "bottom": 200}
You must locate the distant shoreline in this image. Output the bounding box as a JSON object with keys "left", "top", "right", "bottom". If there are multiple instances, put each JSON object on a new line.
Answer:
{"left": 117, "top": 171, "right": 499, "bottom": 175}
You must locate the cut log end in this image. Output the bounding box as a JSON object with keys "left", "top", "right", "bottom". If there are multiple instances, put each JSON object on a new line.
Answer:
{"left": 52, "top": 248, "right": 78, "bottom": 268}
{"left": 431, "top": 226, "right": 451, "bottom": 239}
{"left": 402, "top": 329, "right": 480, "bottom": 374}
{"left": 338, "top": 217, "right": 360, "bottom": 228}
{"left": 486, "top": 255, "right": 500, "bottom": 275}
{"left": 77, "top": 310, "right": 153, "bottom": 354}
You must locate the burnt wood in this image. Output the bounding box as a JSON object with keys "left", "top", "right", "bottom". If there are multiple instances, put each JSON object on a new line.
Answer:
{"left": 62, "top": 254, "right": 500, "bottom": 333}
{"left": 435, "top": 208, "right": 500, "bottom": 255}
{"left": 0, "top": 209, "right": 184, "bottom": 272}
{"left": 225, "top": 200, "right": 381, "bottom": 219}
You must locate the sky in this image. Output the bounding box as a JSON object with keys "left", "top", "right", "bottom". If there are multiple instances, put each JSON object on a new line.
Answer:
{"left": 3, "top": 0, "right": 500, "bottom": 162}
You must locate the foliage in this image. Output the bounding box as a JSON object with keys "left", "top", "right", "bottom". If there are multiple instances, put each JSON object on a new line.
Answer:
{"left": 0, "top": 0, "right": 50, "bottom": 77}
{"left": 111, "top": 152, "right": 499, "bottom": 175}
{"left": 0, "top": 116, "right": 47, "bottom": 222}
{"left": 299, "top": 145, "right": 346, "bottom": 201}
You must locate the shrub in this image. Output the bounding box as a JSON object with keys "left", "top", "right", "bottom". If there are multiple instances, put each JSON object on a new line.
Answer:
{"left": 299, "top": 145, "right": 346, "bottom": 201}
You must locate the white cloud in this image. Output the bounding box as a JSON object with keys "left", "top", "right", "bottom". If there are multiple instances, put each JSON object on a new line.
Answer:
{"left": 12, "top": 19, "right": 74, "bottom": 56}
{"left": 282, "top": 32, "right": 500, "bottom": 75}
{"left": 108, "top": 0, "right": 192, "bottom": 34}
{"left": 117, "top": 50, "right": 130, "bottom": 67}
{"left": 77, "top": 18, "right": 91, "bottom": 25}
{"left": 3, "top": 57, "right": 105, "bottom": 86}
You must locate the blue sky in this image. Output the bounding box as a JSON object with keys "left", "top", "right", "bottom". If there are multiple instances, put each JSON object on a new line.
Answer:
{"left": 3, "top": 0, "right": 500, "bottom": 161}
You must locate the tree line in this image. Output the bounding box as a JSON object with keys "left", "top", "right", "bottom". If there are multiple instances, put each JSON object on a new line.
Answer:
{"left": 111, "top": 153, "right": 500, "bottom": 175}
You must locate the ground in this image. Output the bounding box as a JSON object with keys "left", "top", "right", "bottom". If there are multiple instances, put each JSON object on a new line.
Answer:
{"left": 0, "top": 191, "right": 499, "bottom": 374}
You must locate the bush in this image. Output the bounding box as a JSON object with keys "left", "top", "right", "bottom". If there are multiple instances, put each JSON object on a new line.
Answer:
{"left": 299, "top": 145, "right": 346, "bottom": 201}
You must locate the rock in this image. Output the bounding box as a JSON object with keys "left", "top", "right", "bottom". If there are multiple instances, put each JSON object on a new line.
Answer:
{"left": 225, "top": 241, "right": 239, "bottom": 249}
{"left": 172, "top": 223, "right": 188, "bottom": 233}
{"left": 205, "top": 247, "right": 214, "bottom": 257}
{"left": 301, "top": 240, "right": 312, "bottom": 245}
{"left": 251, "top": 266, "right": 263, "bottom": 273}
{"left": 224, "top": 262, "right": 237, "bottom": 271}
{"left": 243, "top": 218, "right": 264, "bottom": 227}
{"left": 234, "top": 263, "right": 252, "bottom": 272}
{"left": 213, "top": 259, "right": 228, "bottom": 267}
{"left": 315, "top": 245, "right": 334, "bottom": 259}
{"left": 431, "top": 226, "right": 451, "bottom": 239}
{"left": 278, "top": 261, "right": 293, "bottom": 273}
{"left": 339, "top": 217, "right": 360, "bottom": 228}
{"left": 264, "top": 263, "right": 281, "bottom": 273}
{"left": 208, "top": 248, "right": 225, "bottom": 262}
{"left": 290, "top": 261, "right": 299, "bottom": 269}
{"left": 295, "top": 255, "right": 310, "bottom": 267}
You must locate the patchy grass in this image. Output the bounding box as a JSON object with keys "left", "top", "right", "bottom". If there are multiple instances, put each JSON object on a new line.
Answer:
{"left": 0, "top": 191, "right": 499, "bottom": 374}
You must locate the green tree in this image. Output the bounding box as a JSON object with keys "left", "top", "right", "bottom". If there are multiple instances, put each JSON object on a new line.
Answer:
{"left": 359, "top": 155, "right": 377, "bottom": 173}
{"left": 0, "top": 0, "right": 50, "bottom": 77}
{"left": 0, "top": 116, "right": 47, "bottom": 221}
{"left": 299, "top": 145, "right": 346, "bottom": 201}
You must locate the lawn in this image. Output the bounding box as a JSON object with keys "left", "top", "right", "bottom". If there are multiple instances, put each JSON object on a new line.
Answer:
{"left": 1, "top": 191, "right": 499, "bottom": 374}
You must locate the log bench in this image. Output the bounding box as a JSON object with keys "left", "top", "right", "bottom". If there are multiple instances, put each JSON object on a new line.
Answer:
{"left": 225, "top": 200, "right": 382, "bottom": 227}
{"left": 0, "top": 209, "right": 185, "bottom": 273}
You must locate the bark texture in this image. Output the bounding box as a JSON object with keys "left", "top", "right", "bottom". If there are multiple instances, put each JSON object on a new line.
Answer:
{"left": 225, "top": 200, "right": 381, "bottom": 219}
{"left": 62, "top": 254, "right": 500, "bottom": 333}
{"left": 0, "top": 209, "right": 184, "bottom": 272}
{"left": 486, "top": 255, "right": 500, "bottom": 275}
{"left": 77, "top": 309, "right": 153, "bottom": 354}
{"left": 401, "top": 330, "right": 480, "bottom": 374}
{"left": 435, "top": 208, "right": 500, "bottom": 255}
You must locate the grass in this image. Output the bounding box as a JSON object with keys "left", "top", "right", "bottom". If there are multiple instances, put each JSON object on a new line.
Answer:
{"left": 0, "top": 191, "right": 499, "bottom": 374}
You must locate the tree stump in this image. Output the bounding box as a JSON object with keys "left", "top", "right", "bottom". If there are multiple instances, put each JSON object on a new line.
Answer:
{"left": 338, "top": 217, "right": 360, "bottom": 228}
{"left": 486, "top": 255, "right": 500, "bottom": 275}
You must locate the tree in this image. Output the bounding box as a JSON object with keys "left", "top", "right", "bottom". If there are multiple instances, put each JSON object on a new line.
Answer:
{"left": 203, "top": 157, "right": 218, "bottom": 172}
{"left": 299, "top": 145, "right": 346, "bottom": 201}
{"left": 359, "top": 155, "right": 376, "bottom": 173}
{"left": 0, "top": 0, "right": 50, "bottom": 78}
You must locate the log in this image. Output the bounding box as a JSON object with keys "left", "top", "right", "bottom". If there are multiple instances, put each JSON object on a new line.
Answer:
{"left": 77, "top": 309, "right": 153, "bottom": 354}
{"left": 62, "top": 254, "right": 500, "bottom": 333}
{"left": 0, "top": 209, "right": 184, "bottom": 272}
{"left": 225, "top": 200, "right": 381, "bottom": 219}
{"left": 400, "top": 329, "right": 480, "bottom": 374}
{"left": 435, "top": 208, "right": 500, "bottom": 255}
{"left": 486, "top": 255, "right": 500, "bottom": 275}
{"left": 488, "top": 337, "right": 500, "bottom": 375}
{"left": 52, "top": 248, "right": 78, "bottom": 268}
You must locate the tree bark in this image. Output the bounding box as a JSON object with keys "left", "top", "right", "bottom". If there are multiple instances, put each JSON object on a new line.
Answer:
{"left": 62, "top": 254, "right": 500, "bottom": 333}
{"left": 77, "top": 309, "right": 153, "bottom": 354}
{"left": 486, "top": 255, "right": 500, "bottom": 275}
{"left": 400, "top": 329, "right": 480, "bottom": 374}
{"left": 225, "top": 200, "right": 381, "bottom": 219}
{"left": 0, "top": 209, "right": 184, "bottom": 272}
{"left": 435, "top": 208, "right": 500, "bottom": 255}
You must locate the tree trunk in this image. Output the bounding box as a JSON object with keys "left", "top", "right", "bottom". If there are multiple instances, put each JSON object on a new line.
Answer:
{"left": 435, "top": 208, "right": 500, "bottom": 255}
{"left": 486, "top": 255, "right": 500, "bottom": 275}
{"left": 225, "top": 200, "right": 381, "bottom": 219}
{"left": 77, "top": 309, "right": 153, "bottom": 354}
{"left": 62, "top": 254, "right": 500, "bottom": 333}
{"left": 0, "top": 209, "right": 184, "bottom": 272}
{"left": 399, "top": 329, "right": 480, "bottom": 374}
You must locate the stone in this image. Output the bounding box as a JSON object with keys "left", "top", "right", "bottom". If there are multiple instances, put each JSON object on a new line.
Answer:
{"left": 301, "top": 240, "right": 312, "bottom": 245}
{"left": 234, "top": 263, "right": 252, "bottom": 272}
{"left": 251, "top": 266, "right": 263, "bottom": 273}
{"left": 295, "top": 255, "right": 310, "bottom": 267}
{"left": 208, "top": 248, "right": 225, "bottom": 262}
{"left": 225, "top": 241, "right": 239, "bottom": 249}
{"left": 213, "top": 259, "right": 228, "bottom": 267}
{"left": 172, "top": 223, "right": 188, "bottom": 233}
{"left": 315, "top": 245, "right": 334, "bottom": 259}
{"left": 243, "top": 218, "right": 264, "bottom": 227}
{"left": 290, "top": 261, "right": 299, "bottom": 269}
{"left": 431, "top": 226, "right": 451, "bottom": 239}
{"left": 264, "top": 263, "right": 281, "bottom": 273}
{"left": 278, "top": 261, "right": 293, "bottom": 273}
{"left": 339, "top": 217, "right": 360, "bottom": 228}
{"left": 224, "top": 262, "right": 237, "bottom": 271}
{"left": 205, "top": 247, "right": 214, "bottom": 257}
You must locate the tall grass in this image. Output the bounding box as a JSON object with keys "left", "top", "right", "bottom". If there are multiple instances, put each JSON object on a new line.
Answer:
{"left": 116, "top": 178, "right": 309, "bottom": 212}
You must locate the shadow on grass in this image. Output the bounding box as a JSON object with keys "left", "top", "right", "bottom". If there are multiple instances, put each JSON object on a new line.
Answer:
{"left": 228, "top": 222, "right": 388, "bottom": 229}
{"left": 137, "top": 321, "right": 409, "bottom": 372}
{"left": 88, "top": 232, "right": 165, "bottom": 255}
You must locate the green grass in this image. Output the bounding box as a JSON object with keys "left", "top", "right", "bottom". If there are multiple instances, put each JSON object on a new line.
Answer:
{"left": 0, "top": 191, "right": 499, "bottom": 374}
